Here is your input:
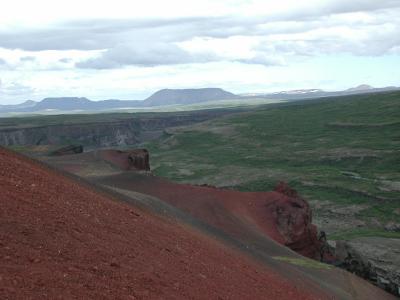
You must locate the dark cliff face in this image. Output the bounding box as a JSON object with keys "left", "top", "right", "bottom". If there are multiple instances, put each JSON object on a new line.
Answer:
{"left": 0, "top": 121, "right": 140, "bottom": 147}
{"left": 0, "top": 111, "right": 233, "bottom": 147}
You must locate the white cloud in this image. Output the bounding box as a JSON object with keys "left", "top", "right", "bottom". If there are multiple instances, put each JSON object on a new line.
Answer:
{"left": 0, "top": 0, "right": 399, "bottom": 104}
{"left": 0, "top": 81, "right": 35, "bottom": 98}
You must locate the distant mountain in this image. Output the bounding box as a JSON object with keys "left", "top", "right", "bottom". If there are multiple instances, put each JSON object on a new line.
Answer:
{"left": 274, "top": 89, "right": 324, "bottom": 95}
{"left": 32, "top": 97, "right": 143, "bottom": 111}
{"left": 0, "top": 88, "right": 237, "bottom": 114}
{"left": 34, "top": 97, "right": 93, "bottom": 110}
{"left": 1, "top": 85, "right": 399, "bottom": 115}
{"left": 0, "top": 97, "right": 143, "bottom": 113}
{"left": 346, "top": 84, "right": 373, "bottom": 92}
{"left": 240, "top": 85, "right": 400, "bottom": 101}
{"left": 342, "top": 85, "right": 400, "bottom": 95}
{"left": 0, "top": 100, "right": 36, "bottom": 112}
{"left": 239, "top": 89, "right": 328, "bottom": 101}
{"left": 18, "top": 100, "right": 36, "bottom": 108}
{"left": 143, "top": 88, "right": 237, "bottom": 106}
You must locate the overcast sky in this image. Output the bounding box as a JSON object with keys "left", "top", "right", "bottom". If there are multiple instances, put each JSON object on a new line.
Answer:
{"left": 0, "top": 0, "right": 399, "bottom": 104}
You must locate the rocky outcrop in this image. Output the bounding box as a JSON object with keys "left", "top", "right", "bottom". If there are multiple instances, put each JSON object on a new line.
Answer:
{"left": 272, "top": 182, "right": 321, "bottom": 258}
{"left": 384, "top": 222, "right": 400, "bottom": 232}
{"left": 50, "top": 145, "right": 84, "bottom": 156}
{"left": 99, "top": 149, "right": 150, "bottom": 171}
{"left": 334, "top": 237, "right": 400, "bottom": 297}
{"left": 126, "top": 149, "right": 150, "bottom": 171}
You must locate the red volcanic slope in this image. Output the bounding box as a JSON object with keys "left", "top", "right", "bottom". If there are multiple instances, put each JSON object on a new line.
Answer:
{"left": 99, "top": 173, "right": 321, "bottom": 258}
{"left": 0, "top": 147, "right": 324, "bottom": 299}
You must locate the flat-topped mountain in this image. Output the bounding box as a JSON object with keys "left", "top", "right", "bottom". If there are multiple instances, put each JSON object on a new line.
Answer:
{"left": 143, "top": 88, "right": 237, "bottom": 106}
{"left": 34, "top": 97, "right": 92, "bottom": 110}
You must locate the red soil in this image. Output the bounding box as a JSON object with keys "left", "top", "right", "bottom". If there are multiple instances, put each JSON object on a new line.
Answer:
{"left": 102, "top": 174, "right": 320, "bottom": 258}
{"left": 0, "top": 147, "right": 325, "bottom": 299}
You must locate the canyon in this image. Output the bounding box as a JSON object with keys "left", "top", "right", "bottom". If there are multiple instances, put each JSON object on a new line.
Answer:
{"left": 0, "top": 109, "right": 234, "bottom": 147}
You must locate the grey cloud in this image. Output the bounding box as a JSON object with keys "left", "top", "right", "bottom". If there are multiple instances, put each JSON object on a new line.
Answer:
{"left": 59, "top": 58, "right": 72, "bottom": 63}
{"left": 237, "top": 54, "right": 285, "bottom": 66}
{"left": 0, "top": 17, "right": 210, "bottom": 51}
{"left": 76, "top": 10, "right": 400, "bottom": 68}
{"left": 0, "top": 58, "right": 10, "bottom": 70}
{"left": 2, "top": 1, "right": 399, "bottom": 52}
{"left": 0, "top": 1, "right": 398, "bottom": 69}
{"left": 257, "top": 20, "right": 400, "bottom": 57}
{"left": 0, "top": 82, "right": 34, "bottom": 96}
{"left": 269, "top": 0, "right": 400, "bottom": 23}
{"left": 75, "top": 41, "right": 285, "bottom": 68}
{"left": 76, "top": 43, "right": 219, "bottom": 69}
{"left": 0, "top": 28, "right": 116, "bottom": 51}
{"left": 19, "top": 56, "right": 36, "bottom": 62}
{"left": 322, "top": 0, "right": 400, "bottom": 15}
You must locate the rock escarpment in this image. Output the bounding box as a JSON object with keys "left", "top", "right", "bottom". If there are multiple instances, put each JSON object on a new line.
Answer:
{"left": 334, "top": 237, "right": 400, "bottom": 297}
{"left": 0, "top": 121, "right": 139, "bottom": 147}
{"left": 0, "top": 110, "right": 233, "bottom": 147}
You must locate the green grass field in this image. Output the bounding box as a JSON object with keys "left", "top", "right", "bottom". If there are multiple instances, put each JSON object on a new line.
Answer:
{"left": 145, "top": 91, "right": 400, "bottom": 239}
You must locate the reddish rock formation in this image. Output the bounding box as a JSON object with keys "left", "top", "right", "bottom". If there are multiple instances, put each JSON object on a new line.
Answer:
{"left": 271, "top": 182, "right": 320, "bottom": 258}
{"left": 98, "top": 148, "right": 150, "bottom": 171}
{"left": 125, "top": 149, "right": 150, "bottom": 171}
{"left": 274, "top": 181, "right": 299, "bottom": 198}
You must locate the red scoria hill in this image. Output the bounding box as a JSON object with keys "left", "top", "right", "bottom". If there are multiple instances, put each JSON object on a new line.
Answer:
{"left": 0, "top": 147, "right": 396, "bottom": 299}
{"left": 0, "top": 147, "right": 324, "bottom": 299}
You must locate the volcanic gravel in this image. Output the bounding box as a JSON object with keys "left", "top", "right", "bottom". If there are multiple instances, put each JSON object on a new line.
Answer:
{"left": 0, "top": 148, "right": 323, "bottom": 299}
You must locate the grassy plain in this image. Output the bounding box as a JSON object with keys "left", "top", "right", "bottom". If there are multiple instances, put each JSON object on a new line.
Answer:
{"left": 145, "top": 92, "right": 400, "bottom": 238}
